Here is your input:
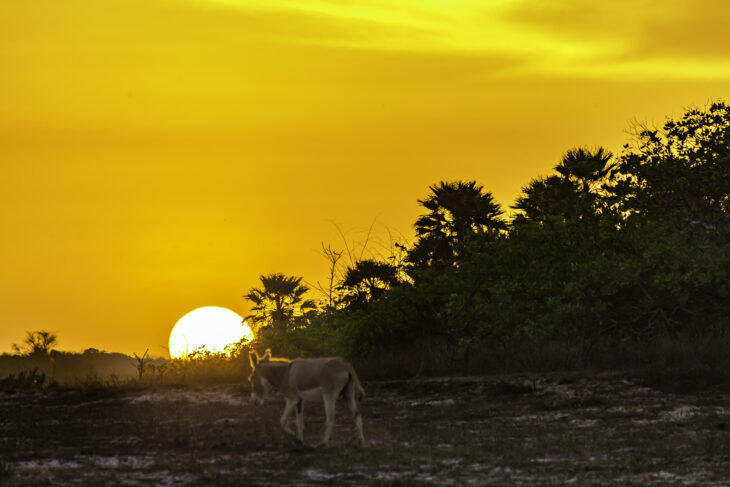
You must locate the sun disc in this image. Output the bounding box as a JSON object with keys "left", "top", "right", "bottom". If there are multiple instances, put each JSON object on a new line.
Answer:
{"left": 168, "top": 306, "right": 253, "bottom": 358}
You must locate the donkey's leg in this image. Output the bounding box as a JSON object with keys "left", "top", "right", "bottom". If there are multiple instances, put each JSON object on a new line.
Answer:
{"left": 279, "top": 399, "right": 297, "bottom": 437}
{"left": 295, "top": 400, "right": 305, "bottom": 442}
{"left": 347, "top": 388, "right": 366, "bottom": 447}
{"left": 321, "top": 394, "right": 337, "bottom": 446}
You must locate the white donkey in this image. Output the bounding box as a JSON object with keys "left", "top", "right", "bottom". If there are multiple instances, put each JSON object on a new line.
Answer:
{"left": 248, "top": 349, "right": 366, "bottom": 447}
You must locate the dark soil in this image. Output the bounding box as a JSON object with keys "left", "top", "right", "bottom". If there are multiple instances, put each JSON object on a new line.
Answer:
{"left": 1, "top": 373, "right": 729, "bottom": 485}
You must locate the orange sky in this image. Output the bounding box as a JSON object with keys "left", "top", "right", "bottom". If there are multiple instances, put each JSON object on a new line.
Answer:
{"left": 2, "top": 0, "right": 729, "bottom": 356}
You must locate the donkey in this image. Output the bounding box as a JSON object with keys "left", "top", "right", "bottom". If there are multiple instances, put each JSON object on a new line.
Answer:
{"left": 248, "top": 349, "right": 366, "bottom": 447}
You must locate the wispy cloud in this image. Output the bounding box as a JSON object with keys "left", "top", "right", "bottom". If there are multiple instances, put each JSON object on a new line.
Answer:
{"left": 196, "top": 0, "right": 730, "bottom": 80}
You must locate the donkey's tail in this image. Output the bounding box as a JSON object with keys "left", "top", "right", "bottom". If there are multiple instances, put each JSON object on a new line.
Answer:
{"left": 345, "top": 363, "right": 366, "bottom": 402}
{"left": 353, "top": 374, "right": 366, "bottom": 402}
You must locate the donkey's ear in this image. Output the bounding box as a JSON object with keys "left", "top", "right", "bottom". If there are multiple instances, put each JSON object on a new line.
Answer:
{"left": 249, "top": 351, "right": 258, "bottom": 367}
{"left": 262, "top": 349, "right": 272, "bottom": 362}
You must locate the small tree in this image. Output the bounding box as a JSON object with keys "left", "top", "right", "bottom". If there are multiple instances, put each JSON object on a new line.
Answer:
{"left": 312, "top": 243, "right": 345, "bottom": 311}
{"left": 133, "top": 349, "right": 150, "bottom": 380}
{"left": 12, "top": 331, "right": 58, "bottom": 356}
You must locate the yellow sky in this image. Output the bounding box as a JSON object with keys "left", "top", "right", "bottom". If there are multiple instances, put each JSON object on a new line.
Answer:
{"left": 2, "top": 0, "right": 729, "bottom": 355}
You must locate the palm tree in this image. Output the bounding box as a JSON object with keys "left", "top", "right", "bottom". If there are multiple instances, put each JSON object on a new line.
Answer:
{"left": 554, "top": 147, "right": 614, "bottom": 193}
{"left": 340, "top": 259, "right": 400, "bottom": 310}
{"left": 512, "top": 175, "right": 581, "bottom": 225}
{"left": 243, "top": 273, "right": 316, "bottom": 332}
{"left": 408, "top": 180, "right": 507, "bottom": 269}
{"left": 513, "top": 147, "right": 615, "bottom": 225}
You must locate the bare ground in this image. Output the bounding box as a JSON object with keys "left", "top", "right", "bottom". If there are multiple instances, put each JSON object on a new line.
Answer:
{"left": 1, "top": 373, "right": 729, "bottom": 485}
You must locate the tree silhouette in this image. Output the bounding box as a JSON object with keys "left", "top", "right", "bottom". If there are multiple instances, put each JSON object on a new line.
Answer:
{"left": 232, "top": 102, "right": 730, "bottom": 371}
{"left": 512, "top": 175, "right": 581, "bottom": 225}
{"left": 611, "top": 101, "right": 730, "bottom": 237}
{"left": 244, "top": 273, "right": 316, "bottom": 332}
{"left": 340, "top": 259, "right": 400, "bottom": 310}
{"left": 133, "top": 349, "right": 150, "bottom": 380}
{"left": 407, "top": 180, "right": 507, "bottom": 269}
{"left": 312, "top": 243, "right": 345, "bottom": 312}
{"left": 513, "top": 147, "right": 614, "bottom": 225}
{"left": 554, "top": 147, "right": 614, "bottom": 192}
{"left": 12, "top": 331, "right": 58, "bottom": 357}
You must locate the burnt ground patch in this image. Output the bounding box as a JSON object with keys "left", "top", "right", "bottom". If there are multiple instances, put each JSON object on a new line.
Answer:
{"left": 1, "top": 374, "right": 729, "bottom": 485}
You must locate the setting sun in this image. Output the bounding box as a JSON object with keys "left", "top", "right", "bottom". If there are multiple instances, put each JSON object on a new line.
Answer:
{"left": 168, "top": 306, "right": 252, "bottom": 358}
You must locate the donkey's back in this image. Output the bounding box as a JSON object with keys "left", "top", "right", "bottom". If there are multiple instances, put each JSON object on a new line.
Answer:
{"left": 286, "top": 357, "right": 365, "bottom": 403}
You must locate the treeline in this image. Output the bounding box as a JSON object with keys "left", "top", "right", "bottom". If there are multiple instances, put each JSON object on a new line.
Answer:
{"left": 0, "top": 334, "right": 248, "bottom": 388}
{"left": 246, "top": 102, "right": 730, "bottom": 375}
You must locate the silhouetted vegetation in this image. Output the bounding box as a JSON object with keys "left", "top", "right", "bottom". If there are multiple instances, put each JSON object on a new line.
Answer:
{"left": 0, "top": 340, "right": 254, "bottom": 391}
{"left": 2, "top": 102, "right": 728, "bottom": 386}
{"left": 133, "top": 349, "right": 151, "bottom": 380}
{"left": 12, "top": 331, "right": 58, "bottom": 357}
{"left": 244, "top": 101, "right": 730, "bottom": 378}
{"left": 0, "top": 368, "right": 47, "bottom": 393}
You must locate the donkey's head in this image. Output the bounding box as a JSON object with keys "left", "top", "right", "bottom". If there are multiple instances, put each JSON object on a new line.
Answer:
{"left": 248, "top": 349, "right": 272, "bottom": 405}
